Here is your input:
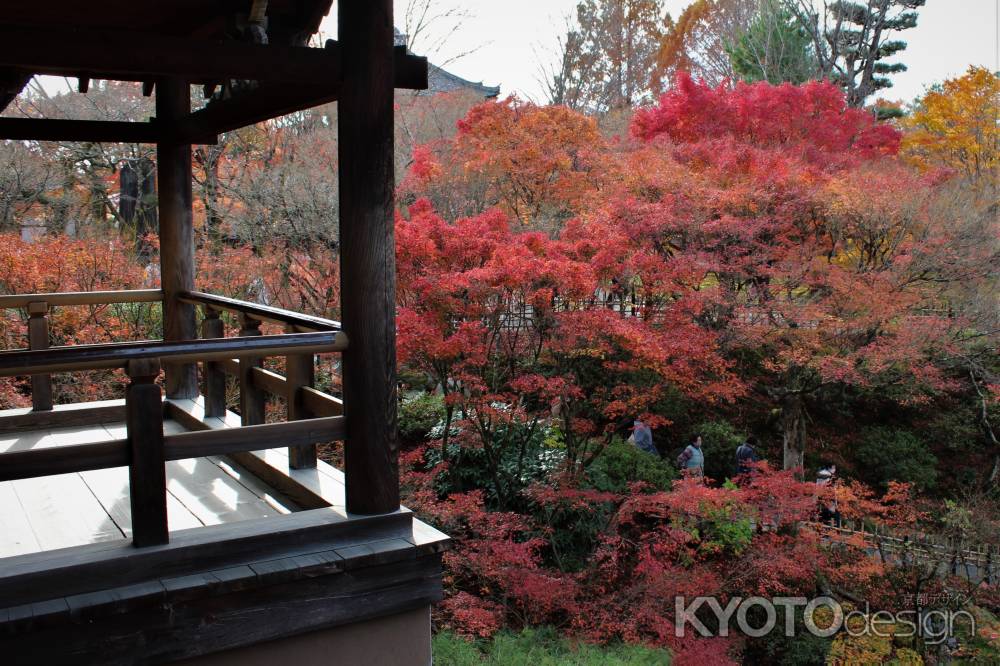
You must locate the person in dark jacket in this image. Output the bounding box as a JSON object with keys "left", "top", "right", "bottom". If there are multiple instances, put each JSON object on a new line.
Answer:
{"left": 631, "top": 418, "right": 657, "bottom": 456}
{"left": 735, "top": 436, "right": 759, "bottom": 476}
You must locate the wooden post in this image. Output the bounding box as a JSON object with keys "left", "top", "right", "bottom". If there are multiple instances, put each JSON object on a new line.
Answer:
{"left": 238, "top": 315, "right": 265, "bottom": 426}
{"left": 27, "top": 301, "right": 52, "bottom": 411}
{"left": 201, "top": 307, "right": 226, "bottom": 417}
{"left": 126, "top": 358, "right": 167, "bottom": 547}
{"left": 156, "top": 77, "right": 198, "bottom": 399}
{"left": 286, "top": 324, "right": 317, "bottom": 469}
{"left": 338, "top": 0, "right": 400, "bottom": 514}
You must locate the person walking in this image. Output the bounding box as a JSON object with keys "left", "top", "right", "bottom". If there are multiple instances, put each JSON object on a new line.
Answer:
{"left": 816, "top": 464, "right": 841, "bottom": 527}
{"left": 631, "top": 418, "right": 658, "bottom": 456}
{"left": 677, "top": 434, "right": 705, "bottom": 478}
{"left": 735, "top": 436, "right": 759, "bottom": 476}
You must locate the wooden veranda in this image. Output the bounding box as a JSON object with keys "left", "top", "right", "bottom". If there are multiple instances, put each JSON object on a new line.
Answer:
{"left": 0, "top": 2, "right": 448, "bottom": 664}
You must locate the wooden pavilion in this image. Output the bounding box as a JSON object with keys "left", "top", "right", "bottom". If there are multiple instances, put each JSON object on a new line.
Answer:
{"left": 0, "top": 2, "right": 448, "bottom": 664}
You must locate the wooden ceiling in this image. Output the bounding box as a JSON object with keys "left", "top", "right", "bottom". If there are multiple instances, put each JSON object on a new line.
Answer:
{"left": 2, "top": 1, "right": 332, "bottom": 42}
{"left": 0, "top": 1, "right": 428, "bottom": 144}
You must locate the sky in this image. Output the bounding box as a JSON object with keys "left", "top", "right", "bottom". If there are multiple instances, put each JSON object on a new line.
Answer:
{"left": 321, "top": 0, "right": 1000, "bottom": 106}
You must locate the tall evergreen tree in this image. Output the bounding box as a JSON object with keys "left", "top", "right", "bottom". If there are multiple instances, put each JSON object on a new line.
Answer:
{"left": 727, "top": 0, "right": 817, "bottom": 84}
{"left": 787, "top": 0, "right": 925, "bottom": 107}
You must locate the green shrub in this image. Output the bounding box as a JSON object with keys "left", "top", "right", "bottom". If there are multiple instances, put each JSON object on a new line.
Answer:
{"left": 433, "top": 627, "right": 671, "bottom": 665}
{"left": 587, "top": 436, "right": 676, "bottom": 493}
{"left": 691, "top": 420, "right": 745, "bottom": 482}
{"left": 426, "top": 419, "right": 565, "bottom": 509}
{"left": 854, "top": 426, "right": 938, "bottom": 491}
{"left": 399, "top": 392, "right": 445, "bottom": 443}
{"left": 699, "top": 504, "right": 753, "bottom": 556}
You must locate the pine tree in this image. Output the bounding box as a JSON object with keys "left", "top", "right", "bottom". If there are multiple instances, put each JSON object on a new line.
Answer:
{"left": 787, "top": 0, "right": 925, "bottom": 107}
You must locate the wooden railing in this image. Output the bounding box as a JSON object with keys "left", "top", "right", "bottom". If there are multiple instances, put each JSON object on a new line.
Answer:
{"left": 0, "top": 289, "right": 348, "bottom": 548}
{"left": 808, "top": 520, "right": 999, "bottom": 585}
{"left": 180, "top": 290, "right": 345, "bottom": 469}
{"left": 0, "top": 289, "right": 163, "bottom": 410}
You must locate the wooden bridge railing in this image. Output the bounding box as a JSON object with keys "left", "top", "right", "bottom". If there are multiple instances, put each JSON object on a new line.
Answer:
{"left": 0, "top": 289, "right": 348, "bottom": 548}
{"left": 808, "top": 521, "right": 999, "bottom": 585}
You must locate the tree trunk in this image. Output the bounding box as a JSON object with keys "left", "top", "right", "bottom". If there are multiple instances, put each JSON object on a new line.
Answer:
{"left": 782, "top": 394, "right": 806, "bottom": 475}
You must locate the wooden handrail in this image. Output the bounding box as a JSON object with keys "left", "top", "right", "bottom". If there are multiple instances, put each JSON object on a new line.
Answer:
{"left": 0, "top": 331, "right": 348, "bottom": 377}
{"left": 0, "top": 440, "right": 129, "bottom": 481}
{"left": 164, "top": 416, "right": 344, "bottom": 460}
{"left": 180, "top": 291, "right": 341, "bottom": 332}
{"left": 0, "top": 289, "right": 162, "bottom": 309}
{"left": 0, "top": 416, "right": 344, "bottom": 482}
{"left": 301, "top": 386, "right": 344, "bottom": 417}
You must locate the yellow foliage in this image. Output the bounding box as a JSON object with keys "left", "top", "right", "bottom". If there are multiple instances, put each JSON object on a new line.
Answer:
{"left": 902, "top": 66, "right": 1000, "bottom": 183}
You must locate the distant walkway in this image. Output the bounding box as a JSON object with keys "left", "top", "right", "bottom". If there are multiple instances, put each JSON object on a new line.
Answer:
{"left": 805, "top": 521, "right": 998, "bottom": 585}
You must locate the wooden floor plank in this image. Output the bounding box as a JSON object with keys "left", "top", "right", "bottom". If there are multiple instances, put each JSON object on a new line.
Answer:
{"left": 1, "top": 414, "right": 309, "bottom": 557}
{"left": 0, "top": 483, "right": 41, "bottom": 557}
{"left": 166, "top": 457, "right": 282, "bottom": 526}
{"left": 208, "top": 455, "right": 298, "bottom": 515}
{"left": 0, "top": 429, "right": 55, "bottom": 454}
{"left": 78, "top": 466, "right": 205, "bottom": 537}
{"left": 11, "top": 472, "right": 125, "bottom": 550}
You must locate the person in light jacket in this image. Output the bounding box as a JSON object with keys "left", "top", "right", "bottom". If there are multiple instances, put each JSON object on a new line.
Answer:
{"left": 677, "top": 434, "right": 704, "bottom": 477}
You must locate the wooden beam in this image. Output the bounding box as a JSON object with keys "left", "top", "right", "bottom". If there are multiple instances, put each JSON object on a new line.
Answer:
{"left": 250, "top": 366, "right": 287, "bottom": 396}
{"left": 0, "top": 440, "right": 128, "bottom": 482}
{"left": 0, "top": 399, "right": 127, "bottom": 434}
{"left": 173, "top": 81, "right": 339, "bottom": 142}
{"left": 301, "top": 386, "right": 344, "bottom": 418}
{"left": 339, "top": 0, "right": 401, "bottom": 514}
{"left": 0, "top": 506, "right": 421, "bottom": 620}
{"left": 0, "top": 26, "right": 345, "bottom": 86}
{"left": 219, "top": 357, "right": 241, "bottom": 377}
{"left": 0, "top": 411, "right": 345, "bottom": 477}
{"left": 157, "top": 78, "right": 198, "bottom": 400}
{"left": 0, "top": 71, "right": 30, "bottom": 114}
{"left": 169, "top": 46, "right": 426, "bottom": 143}
{"left": 180, "top": 291, "right": 341, "bottom": 332}
{"left": 163, "top": 417, "right": 344, "bottom": 461}
{"left": 0, "top": 289, "right": 161, "bottom": 309}
{"left": 0, "top": 332, "right": 348, "bottom": 377}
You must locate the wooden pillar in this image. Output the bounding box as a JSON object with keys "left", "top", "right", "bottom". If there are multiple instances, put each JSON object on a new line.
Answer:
{"left": 126, "top": 359, "right": 167, "bottom": 547}
{"left": 201, "top": 307, "right": 226, "bottom": 417}
{"left": 156, "top": 78, "right": 198, "bottom": 399}
{"left": 238, "top": 315, "right": 265, "bottom": 426}
{"left": 27, "top": 301, "right": 52, "bottom": 411}
{"left": 339, "top": 0, "right": 400, "bottom": 514}
{"left": 286, "top": 324, "right": 317, "bottom": 469}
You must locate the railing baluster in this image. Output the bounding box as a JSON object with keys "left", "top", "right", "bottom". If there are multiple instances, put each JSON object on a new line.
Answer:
{"left": 201, "top": 306, "right": 226, "bottom": 417}
{"left": 27, "top": 301, "right": 53, "bottom": 411}
{"left": 285, "top": 323, "right": 317, "bottom": 469}
{"left": 126, "top": 358, "right": 167, "bottom": 547}
{"left": 238, "top": 315, "right": 265, "bottom": 426}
